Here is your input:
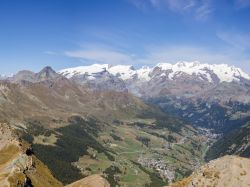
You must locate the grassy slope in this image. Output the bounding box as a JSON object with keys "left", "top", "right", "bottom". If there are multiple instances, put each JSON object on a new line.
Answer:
{"left": 20, "top": 115, "right": 207, "bottom": 186}
{"left": 0, "top": 80, "right": 208, "bottom": 186}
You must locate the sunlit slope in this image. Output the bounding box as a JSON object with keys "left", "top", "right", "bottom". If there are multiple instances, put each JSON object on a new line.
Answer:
{"left": 0, "top": 123, "right": 62, "bottom": 187}
{"left": 0, "top": 68, "right": 209, "bottom": 186}
{"left": 170, "top": 155, "right": 250, "bottom": 187}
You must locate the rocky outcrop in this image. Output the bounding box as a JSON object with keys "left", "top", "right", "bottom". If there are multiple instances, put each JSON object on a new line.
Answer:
{"left": 0, "top": 123, "right": 33, "bottom": 186}
{"left": 170, "top": 155, "right": 250, "bottom": 187}
{"left": 0, "top": 123, "right": 62, "bottom": 187}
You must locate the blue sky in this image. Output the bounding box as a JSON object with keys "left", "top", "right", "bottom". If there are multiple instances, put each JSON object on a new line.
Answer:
{"left": 1, "top": 0, "right": 250, "bottom": 75}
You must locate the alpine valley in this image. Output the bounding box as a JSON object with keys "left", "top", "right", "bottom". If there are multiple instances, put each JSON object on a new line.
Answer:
{"left": 0, "top": 61, "right": 249, "bottom": 187}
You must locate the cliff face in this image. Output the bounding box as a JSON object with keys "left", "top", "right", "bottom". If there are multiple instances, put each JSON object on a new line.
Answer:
{"left": 0, "top": 123, "right": 62, "bottom": 187}
{"left": 170, "top": 155, "right": 250, "bottom": 187}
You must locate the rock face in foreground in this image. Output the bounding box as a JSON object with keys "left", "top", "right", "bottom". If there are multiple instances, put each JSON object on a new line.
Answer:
{"left": 0, "top": 123, "right": 62, "bottom": 187}
{"left": 65, "top": 174, "right": 110, "bottom": 187}
{"left": 170, "top": 155, "right": 250, "bottom": 187}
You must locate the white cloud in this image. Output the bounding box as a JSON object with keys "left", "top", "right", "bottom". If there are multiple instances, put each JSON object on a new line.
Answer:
{"left": 195, "top": 0, "right": 213, "bottom": 21}
{"left": 128, "top": 0, "right": 213, "bottom": 21}
{"left": 127, "top": 0, "right": 150, "bottom": 11}
{"left": 164, "top": 0, "right": 196, "bottom": 11}
{"left": 217, "top": 31, "right": 250, "bottom": 50}
{"left": 65, "top": 48, "right": 135, "bottom": 65}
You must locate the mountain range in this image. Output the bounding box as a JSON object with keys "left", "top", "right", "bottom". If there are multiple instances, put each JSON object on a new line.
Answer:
{"left": 58, "top": 62, "right": 250, "bottom": 132}
{"left": 59, "top": 62, "right": 250, "bottom": 84}
{"left": 0, "top": 66, "right": 209, "bottom": 186}
{"left": 0, "top": 62, "right": 249, "bottom": 187}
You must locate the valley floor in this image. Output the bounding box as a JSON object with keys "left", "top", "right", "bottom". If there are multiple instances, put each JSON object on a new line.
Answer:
{"left": 24, "top": 117, "right": 214, "bottom": 187}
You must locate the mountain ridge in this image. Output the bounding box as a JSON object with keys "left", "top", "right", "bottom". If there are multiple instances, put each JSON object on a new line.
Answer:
{"left": 0, "top": 65, "right": 249, "bottom": 186}
{"left": 0, "top": 66, "right": 211, "bottom": 186}
{"left": 59, "top": 61, "right": 250, "bottom": 83}
{"left": 5, "top": 63, "right": 250, "bottom": 131}
{"left": 57, "top": 62, "right": 250, "bottom": 132}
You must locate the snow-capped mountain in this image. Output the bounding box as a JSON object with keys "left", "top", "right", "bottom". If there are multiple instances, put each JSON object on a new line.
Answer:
{"left": 59, "top": 62, "right": 250, "bottom": 131}
{"left": 153, "top": 61, "right": 250, "bottom": 83}
{"left": 58, "top": 61, "right": 250, "bottom": 102}
{"left": 59, "top": 64, "right": 137, "bottom": 81}
{"left": 59, "top": 61, "right": 250, "bottom": 84}
{"left": 59, "top": 61, "right": 250, "bottom": 99}
{"left": 59, "top": 64, "right": 110, "bottom": 79}
{"left": 59, "top": 64, "right": 128, "bottom": 92}
{"left": 0, "top": 74, "right": 8, "bottom": 80}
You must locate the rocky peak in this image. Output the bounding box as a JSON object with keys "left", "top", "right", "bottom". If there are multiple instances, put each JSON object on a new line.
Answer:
{"left": 10, "top": 66, "right": 61, "bottom": 83}
{"left": 35, "top": 66, "right": 60, "bottom": 81}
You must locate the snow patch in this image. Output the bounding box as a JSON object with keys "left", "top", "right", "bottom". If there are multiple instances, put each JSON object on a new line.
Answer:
{"left": 59, "top": 64, "right": 109, "bottom": 78}
{"left": 108, "top": 65, "right": 136, "bottom": 80}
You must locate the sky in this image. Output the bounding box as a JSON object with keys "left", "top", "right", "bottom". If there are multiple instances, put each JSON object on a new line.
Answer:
{"left": 1, "top": 0, "right": 250, "bottom": 75}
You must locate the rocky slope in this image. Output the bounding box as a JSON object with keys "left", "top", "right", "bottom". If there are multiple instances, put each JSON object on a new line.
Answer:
{"left": 0, "top": 71, "right": 152, "bottom": 125}
{"left": 0, "top": 121, "right": 110, "bottom": 187}
{"left": 170, "top": 155, "right": 250, "bottom": 187}
{"left": 0, "top": 123, "right": 62, "bottom": 187}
